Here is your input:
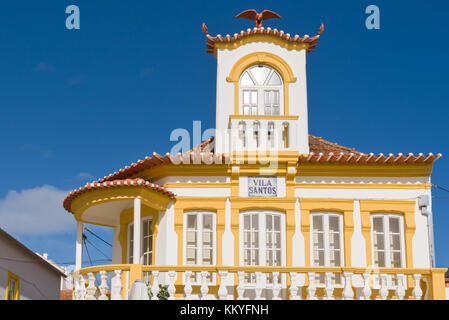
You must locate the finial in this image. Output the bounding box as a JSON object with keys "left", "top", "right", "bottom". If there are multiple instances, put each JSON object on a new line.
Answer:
{"left": 235, "top": 9, "right": 282, "bottom": 28}
{"left": 202, "top": 23, "right": 209, "bottom": 35}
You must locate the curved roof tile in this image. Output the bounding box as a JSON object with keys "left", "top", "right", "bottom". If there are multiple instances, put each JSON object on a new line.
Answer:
{"left": 63, "top": 178, "right": 175, "bottom": 213}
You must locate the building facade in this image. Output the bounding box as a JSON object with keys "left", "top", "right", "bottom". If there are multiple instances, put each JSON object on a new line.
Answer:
{"left": 0, "top": 228, "right": 66, "bottom": 300}
{"left": 63, "top": 13, "right": 446, "bottom": 300}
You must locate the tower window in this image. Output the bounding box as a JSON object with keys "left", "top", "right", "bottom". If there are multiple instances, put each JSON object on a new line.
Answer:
{"left": 240, "top": 66, "right": 283, "bottom": 115}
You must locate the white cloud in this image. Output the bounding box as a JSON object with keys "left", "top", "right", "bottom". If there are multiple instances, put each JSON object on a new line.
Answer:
{"left": 0, "top": 185, "right": 76, "bottom": 235}
{"left": 34, "top": 61, "right": 54, "bottom": 72}
{"left": 65, "top": 172, "right": 94, "bottom": 182}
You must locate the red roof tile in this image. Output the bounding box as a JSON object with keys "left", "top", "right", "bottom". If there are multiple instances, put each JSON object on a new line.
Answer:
{"left": 63, "top": 178, "right": 175, "bottom": 213}
{"left": 202, "top": 23, "right": 325, "bottom": 54}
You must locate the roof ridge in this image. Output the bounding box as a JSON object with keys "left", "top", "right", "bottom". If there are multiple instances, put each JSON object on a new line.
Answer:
{"left": 202, "top": 23, "right": 324, "bottom": 54}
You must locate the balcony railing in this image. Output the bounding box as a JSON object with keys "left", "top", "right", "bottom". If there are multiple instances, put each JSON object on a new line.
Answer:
{"left": 71, "top": 265, "right": 446, "bottom": 300}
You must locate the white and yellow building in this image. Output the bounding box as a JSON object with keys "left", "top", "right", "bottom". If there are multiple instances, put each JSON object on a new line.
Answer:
{"left": 63, "top": 14, "right": 446, "bottom": 300}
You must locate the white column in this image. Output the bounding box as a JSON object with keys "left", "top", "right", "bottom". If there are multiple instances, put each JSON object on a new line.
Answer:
{"left": 112, "top": 227, "right": 121, "bottom": 264}
{"left": 133, "top": 198, "right": 141, "bottom": 264}
{"left": 75, "top": 221, "right": 84, "bottom": 271}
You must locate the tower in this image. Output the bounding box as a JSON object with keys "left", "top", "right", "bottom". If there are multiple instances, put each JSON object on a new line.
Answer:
{"left": 202, "top": 11, "right": 324, "bottom": 156}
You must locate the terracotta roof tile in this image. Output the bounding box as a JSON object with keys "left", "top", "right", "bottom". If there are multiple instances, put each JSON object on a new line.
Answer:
{"left": 203, "top": 23, "right": 324, "bottom": 54}
{"left": 309, "top": 135, "right": 363, "bottom": 155}
{"left": 63, "top": 178, "right": 175, "bottom": 213}
{"left": 64, "top": 135, "right": 442, "bottom": 213}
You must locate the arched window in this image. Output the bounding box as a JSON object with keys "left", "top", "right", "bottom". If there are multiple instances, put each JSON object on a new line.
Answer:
{"left": 240, "top": 65, "right": 283, "bottom": 116}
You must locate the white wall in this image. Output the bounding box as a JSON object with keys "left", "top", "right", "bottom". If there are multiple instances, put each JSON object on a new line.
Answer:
{"left": 0, "top": 235, "right": 62, "bottom": 300}
{"left": 215, "top": 43, "right": 309, "bottom": 154}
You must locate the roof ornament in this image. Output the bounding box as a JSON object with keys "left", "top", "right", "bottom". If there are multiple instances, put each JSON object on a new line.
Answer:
{"left": 235, "top": 9, "right": 282, "bottom": 28}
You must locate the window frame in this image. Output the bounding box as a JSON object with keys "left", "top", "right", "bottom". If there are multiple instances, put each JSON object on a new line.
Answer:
{"left": 239, "top": 210, "right": 286, "bottom": 267}
{"left": 183, "top": 211, "right": 217, "bottom": 267}
{"left": 370, "top": 213, "right": 406, "bottom": 269}
{"left": 240, "top": 65, "right": 284, "bottom": 116}
{"left": 6, "top": 271, "right": 19, "bottom": 300}
{"left": 239, "top": 210, "right": 287, "bottom": 289}
{"left": 127, "top": 216, "right": 154, "bottom": 265}
{"left": 310, "top": 212, "right": 345, "bottom": 267}
{"left": 309, "top": 212, "right": 345, "bottom": 288}
{"left": 182, "top": 211, "right": 217, "bottom": 286}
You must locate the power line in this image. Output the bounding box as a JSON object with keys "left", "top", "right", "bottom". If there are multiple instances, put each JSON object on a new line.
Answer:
{"left": 84, "top": 227, "right": 112, "bottom": 247}
{"left": 84, "top": 237, "right": 111, "bottom": 260}
{"left": 0, "top": 256, "right": 111, "bottom": 266}
{"left": 433, "top": 184, "right": 449, "bottom": 194}
{"left": 83, "top": 235, "right": 93, "bottom": 266}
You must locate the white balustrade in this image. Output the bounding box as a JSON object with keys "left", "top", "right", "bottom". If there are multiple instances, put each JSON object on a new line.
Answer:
{"left": 236, "top": 271, "right": 247, "bottom": 300}
{"left": 289, "top": 272, "right": 300, "bottom": 300}
{"left": 342, "top": 273, "right": 354, "bottom": 300}
{"left": 183, "top": 271, "right": 193, "bottom": 300}
{"left": 85, "top": 273, "right": 97, "bottom": 300}
{"left": 229, "top": 118, "right": 297, "bottom": 152}
{"left": 98, "top": 271, "right": 109, "bottom": 300}
{"left": 272, "top": 272, "right": 281, "bottom": 300}
{"left": 307, "top": 272, "right": 317, "bottom": 300}
{"left": 71, "top": 267, "right": 431, "bottom": 301}
{"left": 324, "top": 272, "right": 334, "bottom": 300}
{"left": 111, "top": 270, "right": 123, "bottom": 300}
{"left": 200, "top": 271, "right": 210, "bottom": 300}
{"left": 151, "top": 271, "right": 160, "bottom": 300}
{"left": 255, "top": 272, "right": 264, "bottom": 300}
{"left": 412, "top": 274, "right": 423, "bottom": 300}
{"left": 167, "top": 271, "right": 177, "bottom": 300}
{"left": 78, "top": 274, "right": 86, "bottom": 300}
{"left": 73, "top": 274, "right": 80, "bottom": 300}
{"left": 395, "top": 274, "right": 406, "bottom": 300}
{"left": 361, "top": 273, "right": 372, "bottom": 300}
{"left": 379, "top": 274, "right": 389, "bottom": 300}
{"left": 218, "top": 271, "right": 229, "bottom": 300}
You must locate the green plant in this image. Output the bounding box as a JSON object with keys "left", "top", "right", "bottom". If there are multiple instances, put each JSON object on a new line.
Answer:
{"left": 148, "top": 284, "right": 170, "bottom": 300}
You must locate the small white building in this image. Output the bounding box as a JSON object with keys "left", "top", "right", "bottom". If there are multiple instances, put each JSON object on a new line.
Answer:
{"left": 0, "top": 228, "right": 67, "bottom": 300}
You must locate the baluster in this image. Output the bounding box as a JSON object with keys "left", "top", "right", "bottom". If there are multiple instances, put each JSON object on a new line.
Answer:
{"left": 324, "top": 272, "right": 334, "bottom": 300}
{"left": 184, "top": 271, "right": 193, "bottom": 300}
{"left": 394, "top": 274, "right": 406, "bottom": 300}
{"left": 307, "top": 272, "right": 317, "bottom": 300}
{"left": 167, "top": 271, "right": 177, "bottom": 300}
{"left": 360, "top": 273, "right": 372, "bottom": 300}
{"left": 200, "top": 271, "right": 209, "bottom": 300}
{"left": 272, "top": 272, "right": 281, "bottom": 300}
{"left": 379, "top": 274, "right": 388, "bottom": 300}
{"left": 255, "top": 272, "right": 263, "bottom": 300}
{"left": 98, "top": 271, "right": 109, "bottom": 300}
{"left": 85, "top": 272, "right": 97, "bottom": 300}
{"left": 412, "top": 274, "right": 423, "bottom": 300}
{"left": 288, "top": 272, "right": 300, "bottom": 300}
{"left": 78, "top": 274, "right": 86, "bottom": 300}
{"left": 111, "top": 270, "right": 123, "bottom": 300}
{"left": 237, "top": 272, "right": 246, "bottom": 300}
{"left": 342, "top": 272, "right": 354, "bottom": 300}
{"left": 218, "top": 271, "right": 229, "bottom": 300}
{"left": 73, "top": 274, "right": 80, "bottom": 300}
{"left": 151, "top": 271, "right": 160, "bottom": 300}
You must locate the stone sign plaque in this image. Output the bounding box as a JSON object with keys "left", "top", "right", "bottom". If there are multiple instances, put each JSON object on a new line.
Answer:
{"left": 248, "top": 177, "right": 278, "bottom": 198}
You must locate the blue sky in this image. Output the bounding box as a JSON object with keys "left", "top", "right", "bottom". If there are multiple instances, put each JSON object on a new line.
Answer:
{"left": 0, "top": 1, "right": 448, "bottom": 269}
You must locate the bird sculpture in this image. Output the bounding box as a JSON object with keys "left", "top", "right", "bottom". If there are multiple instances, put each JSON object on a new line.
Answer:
{"left": 235, "top": 9, "right": 282, "bottom": 28}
